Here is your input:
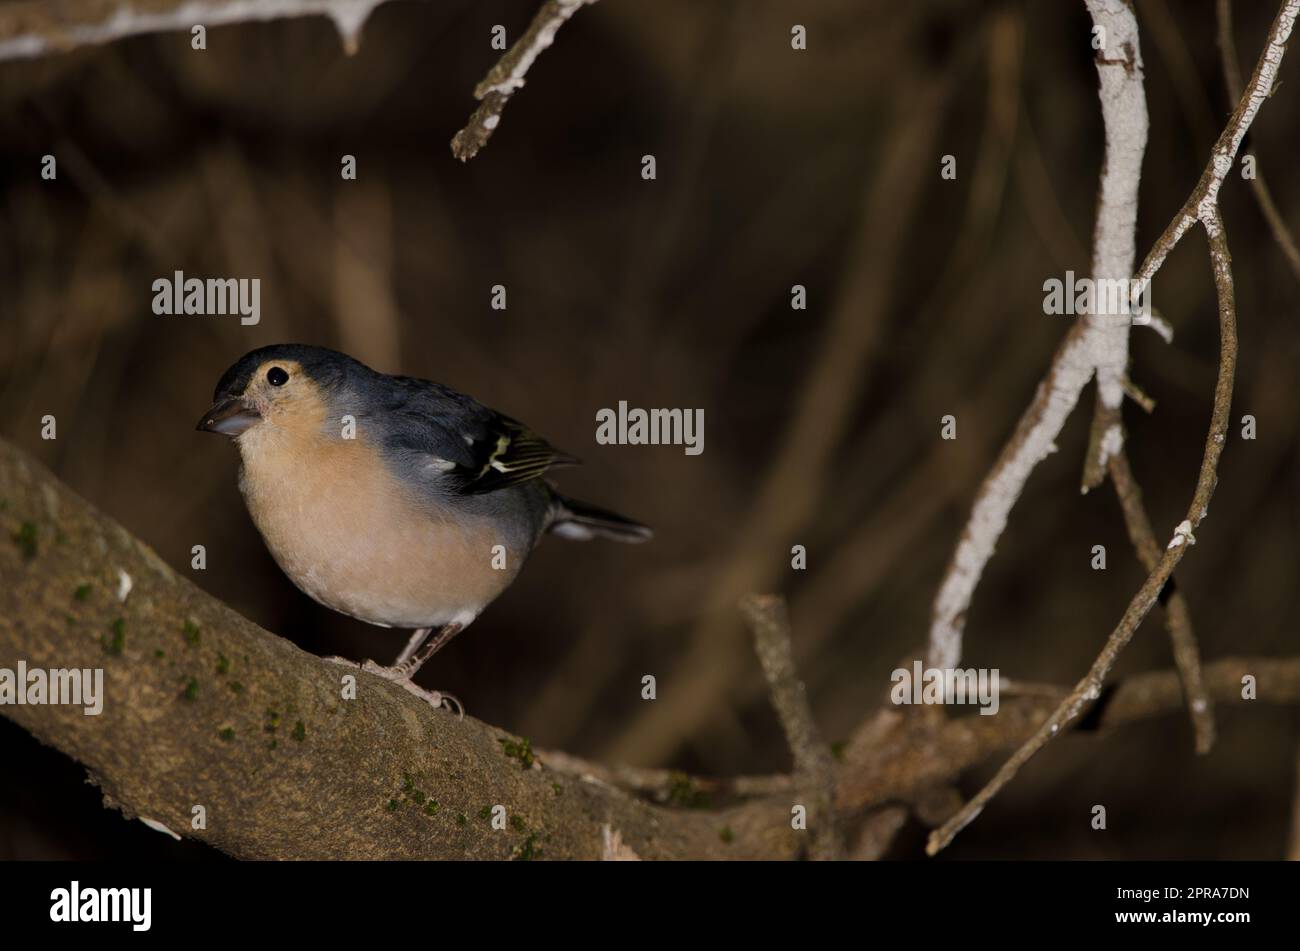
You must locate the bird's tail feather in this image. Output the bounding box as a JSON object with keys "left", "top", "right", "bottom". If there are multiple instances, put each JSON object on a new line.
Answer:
{"left": 549, "top": 495, "right": 653, "bottom": 543}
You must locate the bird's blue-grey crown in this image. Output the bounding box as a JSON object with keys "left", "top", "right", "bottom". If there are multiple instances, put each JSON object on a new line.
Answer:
{"left": 213, "top": 343, "right": 362, "bottom": 402}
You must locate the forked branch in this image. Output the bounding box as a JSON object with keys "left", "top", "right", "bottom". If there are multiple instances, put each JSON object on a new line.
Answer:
{"left": 924, "top": 0, "right": 1297, "bottom": 853}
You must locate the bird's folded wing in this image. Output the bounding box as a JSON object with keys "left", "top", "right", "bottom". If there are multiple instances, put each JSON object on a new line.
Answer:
{"left": 379, "top": 376, "right": 578, "bottom": 494}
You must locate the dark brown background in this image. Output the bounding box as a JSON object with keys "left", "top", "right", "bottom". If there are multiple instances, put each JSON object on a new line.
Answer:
{"left": 0, "top": 0, "right": 1296, "bottom": 859}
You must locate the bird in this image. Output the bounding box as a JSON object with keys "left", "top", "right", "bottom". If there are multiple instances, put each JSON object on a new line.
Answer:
{"left": 197, "top": 344, "right": 650, "bottom": 713}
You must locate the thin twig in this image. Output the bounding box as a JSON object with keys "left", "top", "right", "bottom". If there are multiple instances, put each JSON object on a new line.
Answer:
{"left": 740, "top": 594, "right": 839, "bottom": 860}
{"left": 534, "top": 749, "right": 793, "bottom": 802}
{"left": 1072, "top": 0, "right": 1300, "bottom": 757}
{"left": 1216, "top": 0, "right": 1300, "bottom": 284}
{"left": 1123, "top": 375, "right": 1157, "bottom": 412}
{"left": 450, "top": 0, "right": 600, "bottom": 161}
{"left": 928, "top": 206, "right": 1239, "bottom": 855}
{"left": 546, "top": 652, "right": 1300, "bottom": 824}
{"left": 1081, "top": 0, "right": 1296, "bottom": 485}
{"left": 1107, "top": 448, "right": 1215, "bottom": 752}
{"left": 835, "top": 657, "right": 1300, "bottom": 818}
{"left": 1128, "top": 0, "right": 1298, "bottom": 289}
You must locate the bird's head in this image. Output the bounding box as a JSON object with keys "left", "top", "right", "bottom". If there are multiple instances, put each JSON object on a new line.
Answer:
{"left": 197, "top": 344, "right": 359, "bottom": 439}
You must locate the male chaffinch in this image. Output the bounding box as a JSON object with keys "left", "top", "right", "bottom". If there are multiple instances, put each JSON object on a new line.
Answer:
{"left": 197, "top": 344, "right": 650, "bottom": 713}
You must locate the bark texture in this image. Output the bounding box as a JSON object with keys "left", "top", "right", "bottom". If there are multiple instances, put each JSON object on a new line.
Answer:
{"left": 0, "top": 438, "right": 799, "bottom": 860}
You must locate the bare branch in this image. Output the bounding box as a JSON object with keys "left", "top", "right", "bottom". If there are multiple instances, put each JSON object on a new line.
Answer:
{"left": 1108, "top": 449, "right": 1215, "bottom": 752}
{"left": 928, "top": 205, "right": 1240, "bottom": 855}
{"left": 740, "top": 595, "right": 833, "bottom": 782}
{"left": 740, "top": 593, "right": 839, "bottom": 859}
{"left": 925, "top": 320, "right": 1094, "bottom": 670}
{"left": 451, "top": 0, "right": 600, "bottom": 161}
{"left": 535, "top": 749, "right": 793, "bottom": 803}
{"left": 0, "top": 0, "right": 609, "bottom": 163}
{"left": 925, "top": 0, "right": 1297, "bottom": 678}
{"left": 925, "top": 1, "right": 1149, "bottom": 670}
{"left": 0, "top": 437, "right": 800, "bottom": 860}
{"left": 1130, "top": 0, "right": 1298, "bottom": 287}
{"left": 834, "top": 656, "right": 1300, "bottom": 819}
{"left": 926, "top": 2, "right": 1148, "bottom": 670}
{"left": 0, "top": 0, "right": 393, "bottom": 61}
{"left": 1216, "top": 0, "right": 1300, "bottom": 284}
{"left": 1073, "top": 0, "right": 1300, "bottom": 766}
{"left": 7, "top": 429, "right": 1298, "bottom": 860}
{"left": 1080, "top": 0, "right": 1149, "bottom": 494}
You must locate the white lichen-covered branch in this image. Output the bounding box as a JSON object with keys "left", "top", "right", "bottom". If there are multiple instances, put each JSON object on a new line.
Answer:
{"left": 0, "top": 0, "right": 399, "bottom": 61}
{"left": 927, "top": 1, "right": 1149, "bottom": 672}
{"left": 925, "top": 0, "right": 1298, "bottom": 674}
{"left": 1080, "top": 0, "right": 1148, "bottom": 489}
{"left": 930, "top": 204, "right": 1241, "bottom": 855}
{"left": 926, "top": 0, "right": 1300, "bottom": 854}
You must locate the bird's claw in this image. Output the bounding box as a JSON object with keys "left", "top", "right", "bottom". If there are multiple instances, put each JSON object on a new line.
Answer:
{"left": 421, "top": 688, "right": 464, "bottom": 719}
{"left": 324, "top": 656, "right": 463, "bottom": 718}
{"left": 392, "top": 677, "right": 464, "bottom": 719}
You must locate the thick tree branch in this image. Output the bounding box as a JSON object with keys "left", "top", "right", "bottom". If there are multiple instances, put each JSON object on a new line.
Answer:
{"left": 0, "top": 438, "right": 800, "bottom": 860}
{"left": 8, "top": 437, "right": 1298, "bottom": 858}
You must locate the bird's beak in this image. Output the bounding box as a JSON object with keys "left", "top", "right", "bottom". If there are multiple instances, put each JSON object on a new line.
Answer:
{"left": 196, "top": 397, "right": 261, "bottom": 436}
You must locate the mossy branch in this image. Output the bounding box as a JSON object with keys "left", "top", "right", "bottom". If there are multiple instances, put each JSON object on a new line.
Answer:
{"left": 0, "top": 437, "right": 799, "bottom": 860}
{"left": 6, "top": 437, "right": 1300, "bottom": 859}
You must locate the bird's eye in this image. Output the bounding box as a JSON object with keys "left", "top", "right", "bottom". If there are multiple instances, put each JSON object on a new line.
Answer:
{"left": 266, "top": 366, "right": 289, "bottom": 386}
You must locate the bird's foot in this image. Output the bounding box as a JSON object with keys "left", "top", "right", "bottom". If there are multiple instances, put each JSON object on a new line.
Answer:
{"left": 324, "top": 656, "right": 463, "bottom": 718}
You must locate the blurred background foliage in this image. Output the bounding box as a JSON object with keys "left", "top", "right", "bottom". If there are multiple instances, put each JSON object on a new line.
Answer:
{"left": 0, "top": 0, "right": 1297, "bottom": 859}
